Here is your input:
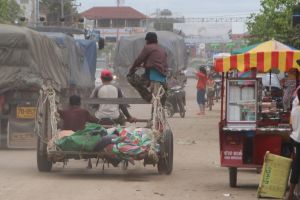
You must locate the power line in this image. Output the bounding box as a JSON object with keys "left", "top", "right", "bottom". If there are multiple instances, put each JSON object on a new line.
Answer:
{"left": 154, "top": 16, "right": 249, "bottom": 23}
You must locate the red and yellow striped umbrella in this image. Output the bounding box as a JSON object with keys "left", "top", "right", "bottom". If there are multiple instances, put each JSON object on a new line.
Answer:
{"left": 214, "top": 40, "right": 300, "bottom": 72}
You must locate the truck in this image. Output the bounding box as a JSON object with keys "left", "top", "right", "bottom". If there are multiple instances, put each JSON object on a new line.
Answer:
{"left": 0, "top": 24, "right": 97, "bottom": 149}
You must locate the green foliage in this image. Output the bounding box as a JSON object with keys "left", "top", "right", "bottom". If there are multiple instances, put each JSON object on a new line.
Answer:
{"left": 247, "top": 0, "right": 300, "bottom": 47}
{"left": 0, "top": 0, "right": 23, "bottom": 24}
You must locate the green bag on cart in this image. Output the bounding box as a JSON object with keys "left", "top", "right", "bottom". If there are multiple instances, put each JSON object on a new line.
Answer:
{"left": 56, "top": 123, "right": 107, "bottom": 152}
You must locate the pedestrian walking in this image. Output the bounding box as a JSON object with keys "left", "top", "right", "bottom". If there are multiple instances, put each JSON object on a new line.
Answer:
{"left": 287, "top": 89, "right": 300, "bottom": 200}
{"left": 196, "top": 66, "right": 208, "bottom": 115}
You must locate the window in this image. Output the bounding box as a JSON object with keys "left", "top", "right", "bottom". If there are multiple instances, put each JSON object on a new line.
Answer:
{"left": 112, "top": 19, "right": 125, "bottom": 28}
{"left": 97, "top": 19, "right": 110, "bottom": 28}
{"left": 127, "top": 19, "right": 141, "bottom": 27}
{"left": 227, "top": 79, "right": 257, "bottom": 124}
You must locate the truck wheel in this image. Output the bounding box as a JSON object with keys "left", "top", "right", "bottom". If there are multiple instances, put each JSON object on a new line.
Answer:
{"left": 229, "top": 167, "right": 237, "bottom": 187}
{"left": 37, "top": 137, "right": 52, "bottom": 172}
{"left": 0, "top": 119, "right": 8, "bottom": 149}
{"left": 157, "top": 129, "right": 173, "bottom": 175}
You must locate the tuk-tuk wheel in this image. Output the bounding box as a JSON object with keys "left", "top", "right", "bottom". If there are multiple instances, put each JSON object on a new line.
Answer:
{"left": 229, "top": 167, "right": 237, "bottom": 187}
{"left": 157, "top": 129, "right": 173, "bottom": 175}
{"left": 37, "top": 137, "right": 52, "bottom": 172}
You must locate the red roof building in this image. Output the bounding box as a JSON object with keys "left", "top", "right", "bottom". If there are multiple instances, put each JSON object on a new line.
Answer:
{"left": 81, "top": 7, "right": 148, "bottom": 20}
{"left": 81, "top": 7, "right": 148, "bottom": 40}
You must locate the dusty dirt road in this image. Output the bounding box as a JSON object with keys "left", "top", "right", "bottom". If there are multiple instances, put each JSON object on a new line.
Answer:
{"left": 0, "top": 79, "right": 261, "bottom": 200}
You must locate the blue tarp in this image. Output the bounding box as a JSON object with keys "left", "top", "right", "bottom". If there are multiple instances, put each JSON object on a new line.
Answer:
{"left": 41, "top": 32, "right": 96, "bottom": 87}
{"left": 76, "top": 39, "right": 97, "bottom": 80}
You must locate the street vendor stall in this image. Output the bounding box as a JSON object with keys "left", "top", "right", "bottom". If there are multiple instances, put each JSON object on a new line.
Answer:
{"left": 214, "top": 39, "right": 300, "bottom": 187}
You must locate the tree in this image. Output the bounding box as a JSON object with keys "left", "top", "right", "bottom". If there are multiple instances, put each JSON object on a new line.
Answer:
{"left": 0, "top": 0, "right": 23, "bottom": 24}
{"left": 40, "top": 0, "right": 78, "bottom": 25}
{"left": 247, "top": 0, "right": 300, "bottom": 47}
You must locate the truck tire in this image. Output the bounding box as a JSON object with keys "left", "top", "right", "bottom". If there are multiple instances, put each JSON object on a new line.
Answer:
{"left": 0, "top": 119, "right": 8, "bottom": 149}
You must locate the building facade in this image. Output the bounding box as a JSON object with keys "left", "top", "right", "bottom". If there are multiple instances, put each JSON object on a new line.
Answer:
{"left": 81, "top": 6, "right": 148, "bottom": 41}
{"left": 16, "top": 0, "right": 35, "bottom": 25}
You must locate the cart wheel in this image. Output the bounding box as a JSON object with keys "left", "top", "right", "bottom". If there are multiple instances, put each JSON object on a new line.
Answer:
{"left": 157, "top": 129, "right": 173, "bottom": 175}
{"left": 37, "top": 137, "right": 52, "bottom": 172}
{"left": 229, "top": 167, "right": 237, "bottom": 187}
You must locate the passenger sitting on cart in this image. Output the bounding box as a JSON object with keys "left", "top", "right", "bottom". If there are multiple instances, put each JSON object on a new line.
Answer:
{"left": 127, "top": 32, "right": 168, "bottom": 104}
{"left": 90, "top": 69, "right": 136, "bottom": 125}
{"left": 58, "top": 95, "right": 98, "bottom": 169}
{"left": 58, "top": 95, "right": 98, "bottom": 131}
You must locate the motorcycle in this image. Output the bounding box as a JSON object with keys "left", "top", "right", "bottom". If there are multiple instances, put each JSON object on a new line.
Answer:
{"left": 165, "top": 86, "right": 186, "bottom": 118}
{"left": 214, "top": 79, "right": 221, "bottom": 102}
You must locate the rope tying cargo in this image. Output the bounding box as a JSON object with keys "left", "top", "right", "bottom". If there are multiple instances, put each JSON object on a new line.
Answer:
{"left": 35, "top": 84, "right": 59, "bottom": 147}
{"left": 148, "top": 85, "right": 167, "bottom": 162}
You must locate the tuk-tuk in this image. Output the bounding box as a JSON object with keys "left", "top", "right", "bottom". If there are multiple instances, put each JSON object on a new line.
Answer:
{"left": 214, "top": 40, "right": 299, "bottom": 187}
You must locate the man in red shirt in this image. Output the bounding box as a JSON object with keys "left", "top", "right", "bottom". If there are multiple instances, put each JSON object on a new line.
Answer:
{"left": 196, "top": 66, "right": 208, "bottom": 115}
{"left": 58, "top": 95, "right": 98, "bottom": 169}
{"left": 58, "top": 95, "right": 97, "bottom": 131}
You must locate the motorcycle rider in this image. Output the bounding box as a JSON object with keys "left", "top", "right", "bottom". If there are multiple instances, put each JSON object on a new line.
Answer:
{"left": 127, "top": 32, "right": 168, "bottom": 104}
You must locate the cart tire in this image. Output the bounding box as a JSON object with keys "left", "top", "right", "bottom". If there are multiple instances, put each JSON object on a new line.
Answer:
{"left": 229, "top": 167, "right": 237, "bottom": 187}
{"left": 157, "top": 129, "right": 173, "bottom": 175}
{"left": 37, "top": 137, "right": 52, "bottom": 172}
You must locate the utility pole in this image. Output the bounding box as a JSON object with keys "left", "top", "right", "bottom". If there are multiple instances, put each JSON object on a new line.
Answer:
{"left": 35, "top": 0, "right": 39, "bottom": 27}
{"left": 61, "top": 0, "right": 64, "bottom": 26}
{"left": 61, "top": 0, "right": 64, "bottom": 17}
{"left": 116, "top": 0, "right": 120, "bottom": 41}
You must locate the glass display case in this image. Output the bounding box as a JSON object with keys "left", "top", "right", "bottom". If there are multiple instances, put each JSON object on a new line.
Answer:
{"left": 226, "top": 79, "right": 258, "bottom": 128}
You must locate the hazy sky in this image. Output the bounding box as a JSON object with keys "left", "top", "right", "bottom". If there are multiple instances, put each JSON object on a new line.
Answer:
{"left": 77, "top": 0, "right": 261, "bottom": 17}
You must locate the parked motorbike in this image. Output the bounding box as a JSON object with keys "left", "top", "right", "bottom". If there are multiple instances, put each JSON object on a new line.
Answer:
{"left": 165, "top": 86, "right": 186, "bottom": 118}
{"left": 214, "top": 79, "right": 221, "bottom": 102}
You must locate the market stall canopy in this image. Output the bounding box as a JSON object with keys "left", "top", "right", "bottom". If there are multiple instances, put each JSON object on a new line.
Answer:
{"left": 214, "top": 40, "right": 300, "bottom": 72}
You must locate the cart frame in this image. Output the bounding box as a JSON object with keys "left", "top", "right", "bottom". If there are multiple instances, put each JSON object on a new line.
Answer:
{"left": 36, "top": 85, "right": 173, "bottom": 175}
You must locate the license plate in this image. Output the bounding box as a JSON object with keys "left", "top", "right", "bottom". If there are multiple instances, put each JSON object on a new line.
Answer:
{"left": 16, "top": 107, "right": 36, "bottom": 119}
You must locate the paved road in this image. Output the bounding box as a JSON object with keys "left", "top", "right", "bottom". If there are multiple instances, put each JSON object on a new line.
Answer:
{"left": 0, "top": 79, "right": 260, "bottom": 200}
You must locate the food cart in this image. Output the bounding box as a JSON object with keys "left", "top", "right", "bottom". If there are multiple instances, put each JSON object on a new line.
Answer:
{"left": 214, "top": 40, "right": 300, "bottom": 187}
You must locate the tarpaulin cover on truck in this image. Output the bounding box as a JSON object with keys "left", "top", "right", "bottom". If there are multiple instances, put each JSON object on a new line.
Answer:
{"left": 0, "top": 25, "right": 96, "bottom": 93}
{"left": 40, "top": 32, "right": 96, "bottom": 87}
{"left": 0, "top": 24, "right": 67, "bottom": 93}
{"left": 113, "top": 31, "right": 187, "bottom": 77}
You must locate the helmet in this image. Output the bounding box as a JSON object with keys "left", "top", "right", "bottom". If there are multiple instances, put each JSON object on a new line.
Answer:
{"left": 101, "top": 69, "right": 113, "bottom": 81}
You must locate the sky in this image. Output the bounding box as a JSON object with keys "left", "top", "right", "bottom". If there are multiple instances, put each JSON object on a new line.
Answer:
{"left": 76, "top": 0, "right": 261, "bottom": 17}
